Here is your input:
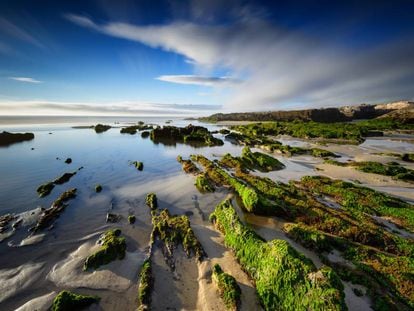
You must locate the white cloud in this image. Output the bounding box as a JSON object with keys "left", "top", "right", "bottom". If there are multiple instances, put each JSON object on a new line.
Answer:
{"left": 0, "top": 17, "right": 44, "bottom": 48}
{"left": 0, "top": 99, "right": 220, "bottom": 116}
{"left": 9, "top": 77, "right": 43, "bottom": 84}
{"left": 156, "top": 75, "right": 240, "bottom": 87}
{"left": 66, "top": 14, "right": 414, "bottom": 111}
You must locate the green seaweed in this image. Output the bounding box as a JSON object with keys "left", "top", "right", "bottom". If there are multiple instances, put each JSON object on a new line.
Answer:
{"left": 195, "top": 174, "right": 215, "bottom": 193}
{"left": 138, "top": 259, "right": 152, "bottom": 309}
{"left": 152, "top": 209, "right": 204, "bottom": 260}
{"left": 51, "top": 290, "right": 100, "bottom": 311}
{"left": 209, "top": 199, "right": 346, "bottom": 311}
{"left": 37, "top": 181, "right": 55, "bottom": 197}
{"left": 128, "top": 215, "right": 136, "bottom": 224}
{"left": 83, "top": 229, "right": 126, "bottom": 270}
{"left": 145, "top": 193, "right": 158, "bottom": 210}
{"left": 132, "top": 161, "right": 144, "bottom": 171}
{"left": 212, "top": 264, "right": 241, "bottom": 310}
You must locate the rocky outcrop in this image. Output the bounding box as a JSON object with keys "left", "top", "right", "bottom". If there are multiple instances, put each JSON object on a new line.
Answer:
{"left": 0, "top": 131, "right": 34, "bottom": 146}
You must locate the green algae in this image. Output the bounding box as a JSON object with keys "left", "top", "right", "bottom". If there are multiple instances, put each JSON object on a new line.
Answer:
{"left": 145, "top": 193, "right": 157, "bottom": 210}
{"left": 212, "top": 264, "right": 241, "bottom": 310}
{"left": 210, "top": 199, "right": 346, "bottom": 311}
{"left": 83, "top": 229, "right": 126, "bottom": 270}
{"left": 138, "top": 259, "right": 152, "bottom": 309}
{"left": 132, "top": 161, "right": 144, "bottom": 171}
{"left": 51, "top": 290, "right": 100, "bottom": 311}
{"left": 195, "top": 173, "right": 215, "bottom": 193}
{"left": 152, "top": 209, "right": 204, "bottom": 260}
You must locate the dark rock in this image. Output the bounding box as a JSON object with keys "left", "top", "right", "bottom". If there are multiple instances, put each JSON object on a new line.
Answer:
{"left": 106, "top": 213, "right": 121, "bottom": 223}
{"left": 64, "top": 158, "right": 72, "bottom": 164}
{"left": 94, "top": 124, "right": 111, "bottom": 133}
{"left": 0, "top": 131, "right": 34, "bottom": 146}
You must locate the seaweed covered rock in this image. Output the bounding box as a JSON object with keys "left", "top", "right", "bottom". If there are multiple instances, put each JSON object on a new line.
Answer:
{"left": 191, "top": 155, "right": 259, "bottom": 212}
{"left": 37, "top": 182, "right": 55, "bottom": 197}
{"left": 152, "top": 209, "right": 204, "bottom": 260}
{"left": 241, "top": 147, "right": 285, "bottom": 172}
{"left": 177, "top": 156, "right": 200, "bottom": 174}
{"left": 94, "top": 124, "right": 111, "bottom": 133}
{"left": 300, "top": 175, "right": 414, "bottom": 232}
{"left": 83, "top": 228, "right": 126, "bottom": 270}
{"left": 138, "top": 259, "right": 152, "bottom": 310}
{"left": 51, "top": 290, "right": 100, "bottom": 311}
{"left": 209, "top": 199, "right": 346, "bottom": 311}
{"left": 128, "top": 215, "right": 136, "bottom": 224}
{"left": 325, "top": 160, "right": 414, "bottom": 183}
{"left": 64, "top": 158, "right": 72, "bottom": 164}
{"left": 145, "top": 193, "right": 157, "bottom": 210}
{"left": 31, "top": 188, "right": 77, "bottom": 232}
{"left": 150, "top": 124, "right": 223, "bottom": 147}
{"left": 37, "top": 170, "right": 79, "bottom": 197}
{"left": 95, "top": 184, "right": 102, "bottom": 193}
{"left": 212, "top": 264, "right": 241, "bottom": 310}
{"left": 402, "top": 153, "right": 414, "bottom": 162}
{"left": 132, "top": 161, "right": 144, "bottom": 171}
{"left": 121, "top": 124, "right": 153, "bottom": 135}
{"left": 53, "top": 172, "right": 77, "bottom": 184}
{"left": 141, "top": 131, "right": 150, "bottom": 138}
{"left": 0, "top": 131, "right": 34, "bottom": 146}
{"left": 195, "top": 174, "right": 215, "bottom": 193}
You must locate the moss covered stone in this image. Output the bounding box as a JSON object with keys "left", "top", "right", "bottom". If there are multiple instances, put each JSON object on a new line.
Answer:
{"left": 37, "top": 182, "right": 55, "bottom": 197}
{"left": 83, "top": 229, "right": 126, "bottom": 270}
{"left": 150, "top": 124, "right": 223, "bottom": 147}
{"left": 210, "top": 199, "right": 346, "bottom": 311}
{"left": 51, "top": 290, "right": 100, "bottom": 311}
{"left": 152, "top": 209, "right": 204, "bottom": 260}
{"left": 95, "top": 184, "right": 102, "bottom": 192}
{"left": 132, "top": 161, "right": 144, "bottom": 171}
{"left": 145, "top": 193, "right": 158, "bottom": 210}
{"left": 128, "top": 215, "right": 136, "bottom": 224}
{"left": 212, "top": 264, "right": 241, "bottom": 310}
{"left": 195, "top": 174, "right": 215, "bottom": 193}
{"left": 138, "top": 259, "right": 152, "bottom": 309}
{"left": 177, "top": 156, "right": 200, "bottom": 174}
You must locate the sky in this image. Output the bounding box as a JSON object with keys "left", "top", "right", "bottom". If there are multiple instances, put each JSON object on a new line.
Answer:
{"left": 0, "top": 0, "right": 413, "bottom": 116}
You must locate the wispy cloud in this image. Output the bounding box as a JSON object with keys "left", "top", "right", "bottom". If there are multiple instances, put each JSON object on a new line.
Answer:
{"left": 66, "top": 13, "right": 414, "bottom": 110}
{"left": 156, "top": 75, "right": 240, "bottom": 87}
{"left": 0, "top": 99, "right": 220, "bottom": 116}
{"left": 9, "top": 77, "right": 43, "bottom": 84}
{"left": 0, "top": 17, "right": 44, "bottom": 48}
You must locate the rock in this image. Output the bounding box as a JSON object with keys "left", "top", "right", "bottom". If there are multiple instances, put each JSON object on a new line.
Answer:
{"left": 106, "top": 213, "right": 120, "bottom": 223}
{"left": 64, "top": 158, "right": 72, "bottom": 164}
{"left": 95, "top": 184, "right": 102, "bottom": 193}
{"left": 128, "top": 215, "right": 136, "bottom": 224}
{"left": 0, "top": 131, "right": 34, "bottom": 146}
{"left": 94, "top": 124, "right": 111, "bottom": 133}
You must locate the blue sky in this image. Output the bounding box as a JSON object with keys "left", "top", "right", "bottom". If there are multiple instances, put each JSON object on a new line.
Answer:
{"left": 0, "top": 0, "right": 413, "bottom": 116}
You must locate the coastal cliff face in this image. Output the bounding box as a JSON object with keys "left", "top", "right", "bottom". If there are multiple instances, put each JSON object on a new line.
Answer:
{"left": 200, "top": 101, "right": 414, "bottom": 123}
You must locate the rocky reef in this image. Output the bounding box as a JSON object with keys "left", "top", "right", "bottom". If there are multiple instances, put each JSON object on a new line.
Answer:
{"left": 150, "top": 124, "right": 223, "bottom": 147}
{"left": 31, "top": 188, "right": 77, "bottom": 232}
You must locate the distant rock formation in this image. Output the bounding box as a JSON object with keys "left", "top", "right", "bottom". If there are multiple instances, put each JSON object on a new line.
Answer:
{"left": 0, "top": 131, "right": 34, "bottom": 146}
{"left": 200, "top": 100, "right": 414, "bottom": 123}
